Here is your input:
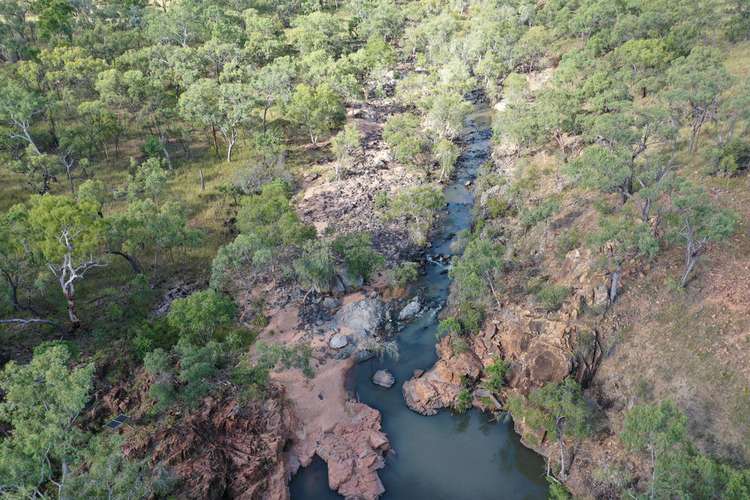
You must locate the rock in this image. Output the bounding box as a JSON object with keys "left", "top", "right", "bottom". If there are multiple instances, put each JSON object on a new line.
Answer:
{"left": 372, "top": 370, "right": 395, "bottom": 388}
{"left": 464, "top": 180, "right": 472, "bottom": 187}
{"left": 402, "top": 336, "right": 483, "bottom": 415}
{"left": 322, "top": 297, "right": 341, "bottom": 310}
{"left": 591, "top": 283, "right": 610, "bottom": 309}
{"left": 329, "top": 333, "right": 349, "bottom": 349}
{"left": 338, "top": 270, "right": 364, "bottom": 291}
{"left": 413, "top": 369, "right": 424, "bottom": 378}
{"left": 334, "top": 298, "right": 388, "bottom": 342}
{"left": 123, "top": 391, "right": 295, "bottom": 500}
{"left": 398, "top": 296, "right": 421, "bottom": 321}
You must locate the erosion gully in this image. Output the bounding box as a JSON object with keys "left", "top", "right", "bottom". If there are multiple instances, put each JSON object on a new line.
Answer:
{"left": 290, "top": 94, "right": 548, "bottom": 499}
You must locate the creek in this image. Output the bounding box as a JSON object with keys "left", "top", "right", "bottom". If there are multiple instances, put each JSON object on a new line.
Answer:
{"left": 290, "top": 98, "right": 548, "bottom": 500}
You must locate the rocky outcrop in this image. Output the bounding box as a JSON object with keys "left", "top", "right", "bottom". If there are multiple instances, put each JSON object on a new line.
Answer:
{"left": 402, "top": 336, "right": 483, "bottom": 415}
{"left": 124, "top": 390, "right": 296, "bottom": 500}
{"left": 334, "top": 296, "right": 390, "bottom": 341}
{"left": 402, "top": 304, "right": 575, "bottom": 415}
{"left": 315, "top": 402, "right": 389, "bottom": 498}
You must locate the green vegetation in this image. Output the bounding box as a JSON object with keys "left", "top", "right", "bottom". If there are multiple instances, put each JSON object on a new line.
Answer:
{"left": 1, "top": 0, "right": 749, "bottom": 496}
{"left": 621, "top": 401, "right": 750, "bottom": 498}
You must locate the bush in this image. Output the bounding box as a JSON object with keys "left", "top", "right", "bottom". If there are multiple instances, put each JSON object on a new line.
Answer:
{"left": 453, "top": 387, "right": 472, "bottom": 413}
{"left": 556, "top": 228, "right": 581, "bottom": 258}
{"left": 535, "top": 284, "right": 569, "bottom": 311}
{"left": 390, "top": 261, "right": 420, "bottom": 288}
{"left": 167, "top": 290, "right": 237, "bottom": 344}
{"left": 132, "top": 319, "right": 179, "bottom": 358}
{"left": 332, "top": 232, "right": 384, "bottom": 283}
{"left": 256, "top": 342, "right": 315, "bottom": 378}
{"left": 521, "top": 198, "right": 560, "bottom": 229}
{"left": 175, "top": 340, "right": 224, "bottom": 407}
{"left": 483, "top": 356, "right": 509, "bottom": 393}
{"left": 382, "top": 113, "right": 429, "bottom": 166}
{"left": 294, "top": 240, "right": 335, "bottom": 292}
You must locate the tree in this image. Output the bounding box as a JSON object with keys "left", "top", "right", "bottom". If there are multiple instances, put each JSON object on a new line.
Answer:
{"left": 664, "top": 46, "right": 733, "bottom": 153}
{"left": 64, "top": 435, "right": 175, "bottom": 499}
{"left": 0, "top": 204, "right": 41, "bottom": 314}
{"left": 331, "top": 124, "right": 362, "bottom": 180}
{"left": 433, "top": 138, "right": 459, "bottom": 182}
{"left": 250, "top": 57, "right": 295, "bottom": 132}
{"left": 286, "top": 83, "right": 345, "bottom": 145}
{"left": 423, "top": 91, "right": 472, "bottom": 140}
{"left": 668, "top": 182, "right": 736, "bottom": 287}
{"left": 167, "top": 289, "right": 236, "bottom": 344}
{"left": 589, "top": 215, "right": 659, "bottom": 302}
{"left": 27, "top": 194, "right": 106, "bottom": 329}
{"left": 0, "top": 77, "right": 44, "bottom": 155}
{"left": 386, "top": 184, "right": 445, "bottom": 246}
{"left": 382, "top": 113, "right": 429, "bottom": 166}
{"left": 179, "top": 79, "right": 257, "bottom": 161}
{"left": 332, "top": 232, "right": 384, "bottom": 283}
{"left": 450, "top": 237, "right": 504, "bottom": 307}
{"left": 293, "top": 240, "right": 335, "bottom": 294}
{"left": 0, "top": 345, "right": 94, "bottom": 497}
{"left": 508, "top": 379, "right": 591, "bottom": 479}
{"left": 287, "top": 11, "right": 347, "bottom": 56}
{"left": 621, "top": 401, "right": 691, "bottom": 499}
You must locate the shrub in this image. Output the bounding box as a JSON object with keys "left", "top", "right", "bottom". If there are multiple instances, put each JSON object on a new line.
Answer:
{"left": 167, "top": 290, "right": 236, "bottom": 344}
{"left": 454, "top": 387, "right": 472, "bottom": 413}
{"left": 535, "top": 284, "right": 569, "bottom": 311}
{"left": 556, "top": 228, "right": 581, "bottom": 258}
{"left": 382, "top": 113, "right": 429, "bottom": 166}
{"left": 437, "top": 317, "right": 462, "bottom": 337}
{"left": 386, "top": 184, "right": 445, "bottom": 246}
{"left": 483, "top": 356, "right": 509, "bottom": 393}
{"left": 521, "top": 198, "right": 560, "bottom": 229}
{"left": 332, "top": 232, "right": 384, "bottom": 283}
{"left": 294, "top": 240, "right": 335, "bottom": 293}
{"left": 390, "top": 261, "right": 420, "bottom": 288}
{"left": 175, "top": 340, "right": 224, "bottom": 407}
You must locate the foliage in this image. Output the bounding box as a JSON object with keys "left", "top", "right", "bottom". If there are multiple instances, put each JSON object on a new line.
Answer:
{"left": 382, "top": 113, "right": 429, "bottom": 166}
{"left": 482, "top": 356, "right": 509, "bottom": 394}
{"left": 534, "top": 284, "right": 570, "bottom": 312}
{"left": 286, "top": 83, "right": 345, "bottom": 145}
{"left": 166, "top": 289, "right": 236, "bottom": 344}
{"left": 293, "top": 239, "right": 335, "bottom": 293}
{"left": 331, "top": 124, "right": 362, "bottom": 179}
{"left": 64, "top": 434, "right": 176, "bottom": 499}
{"left": 453, "top": 387, "right": 472, "bottom": 414}
{"left": 450, "top": 237, "right": 504, "bottom": 305}
{"left": 390, "top": 261, "right": 420, "bottom": 288}
{"left": 508, "top": 379, "right": 591, "bottom": 443}
{"left": 0, "top": 346, "right": 94, "bottom": 496}
{"left": 386, "top": 184, "right": 445, "bottom": 246}
{"left": 256, "top": 342, "right": 314, "bottom": 378}
{"left": 332, "top": 232, "right": 384, "bottom": 283}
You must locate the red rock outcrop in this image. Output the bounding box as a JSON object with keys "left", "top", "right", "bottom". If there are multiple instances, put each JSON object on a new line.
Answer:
{"left": 125, "top": 390, "right": 296, "bottom": 500}
{"left": 402, "top": 335, "right": 484, "bottom": 415}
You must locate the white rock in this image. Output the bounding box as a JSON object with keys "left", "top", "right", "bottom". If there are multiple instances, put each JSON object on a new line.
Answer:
{"left": 372, "top": 369, "right": 395, "bottom": 388}
{"left": 398, "top": 296, "right": 421, "bottom": 321}
{"left": 329, "top": 333, "right": 349, "bottom": 349}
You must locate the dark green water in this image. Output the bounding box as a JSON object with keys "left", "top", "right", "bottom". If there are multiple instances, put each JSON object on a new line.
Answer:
{"left": 290, "top": 104, "right": 548, "bottom": 499}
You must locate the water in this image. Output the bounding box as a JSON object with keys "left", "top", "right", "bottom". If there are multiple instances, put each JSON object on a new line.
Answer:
{"left": 290, "top": 103, "right": 548, "bottom": 500}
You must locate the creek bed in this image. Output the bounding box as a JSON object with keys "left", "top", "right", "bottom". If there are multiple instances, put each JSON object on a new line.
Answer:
{"left": 291, "top": 100, "right": 548, "bottom": 500}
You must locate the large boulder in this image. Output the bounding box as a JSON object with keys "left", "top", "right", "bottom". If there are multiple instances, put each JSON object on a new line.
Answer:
{"left": 372, "top": 369, "right": 395, "bottom": 388}
{"left": 398, "top": 296, "right": 421, "bottom": 321}
{"left": 334, "top": 297, "right": 389, "bottom": 343}
{"left": 402, "top": 336, "right": 483, "bottom": 415}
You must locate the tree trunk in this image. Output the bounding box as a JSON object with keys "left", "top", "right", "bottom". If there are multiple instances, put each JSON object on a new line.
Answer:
{"left": 609, "top": 267, "right": 621, "bottom": 303}
{"left": 211, "top": 125, "right": 220, "bottom": 158}
{"left": 199, "top": 169, "right": 205, "bottom": 191}
{"left": 65, "top": 291, "right": 80, "bottom": 331}
{"left": 109, "top": 251, "right": 143, "bottom": 274}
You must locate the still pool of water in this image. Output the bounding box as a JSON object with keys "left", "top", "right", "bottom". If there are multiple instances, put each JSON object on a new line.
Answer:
{"left": 290, "top": 103, "right": 548, "bottom": 499}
